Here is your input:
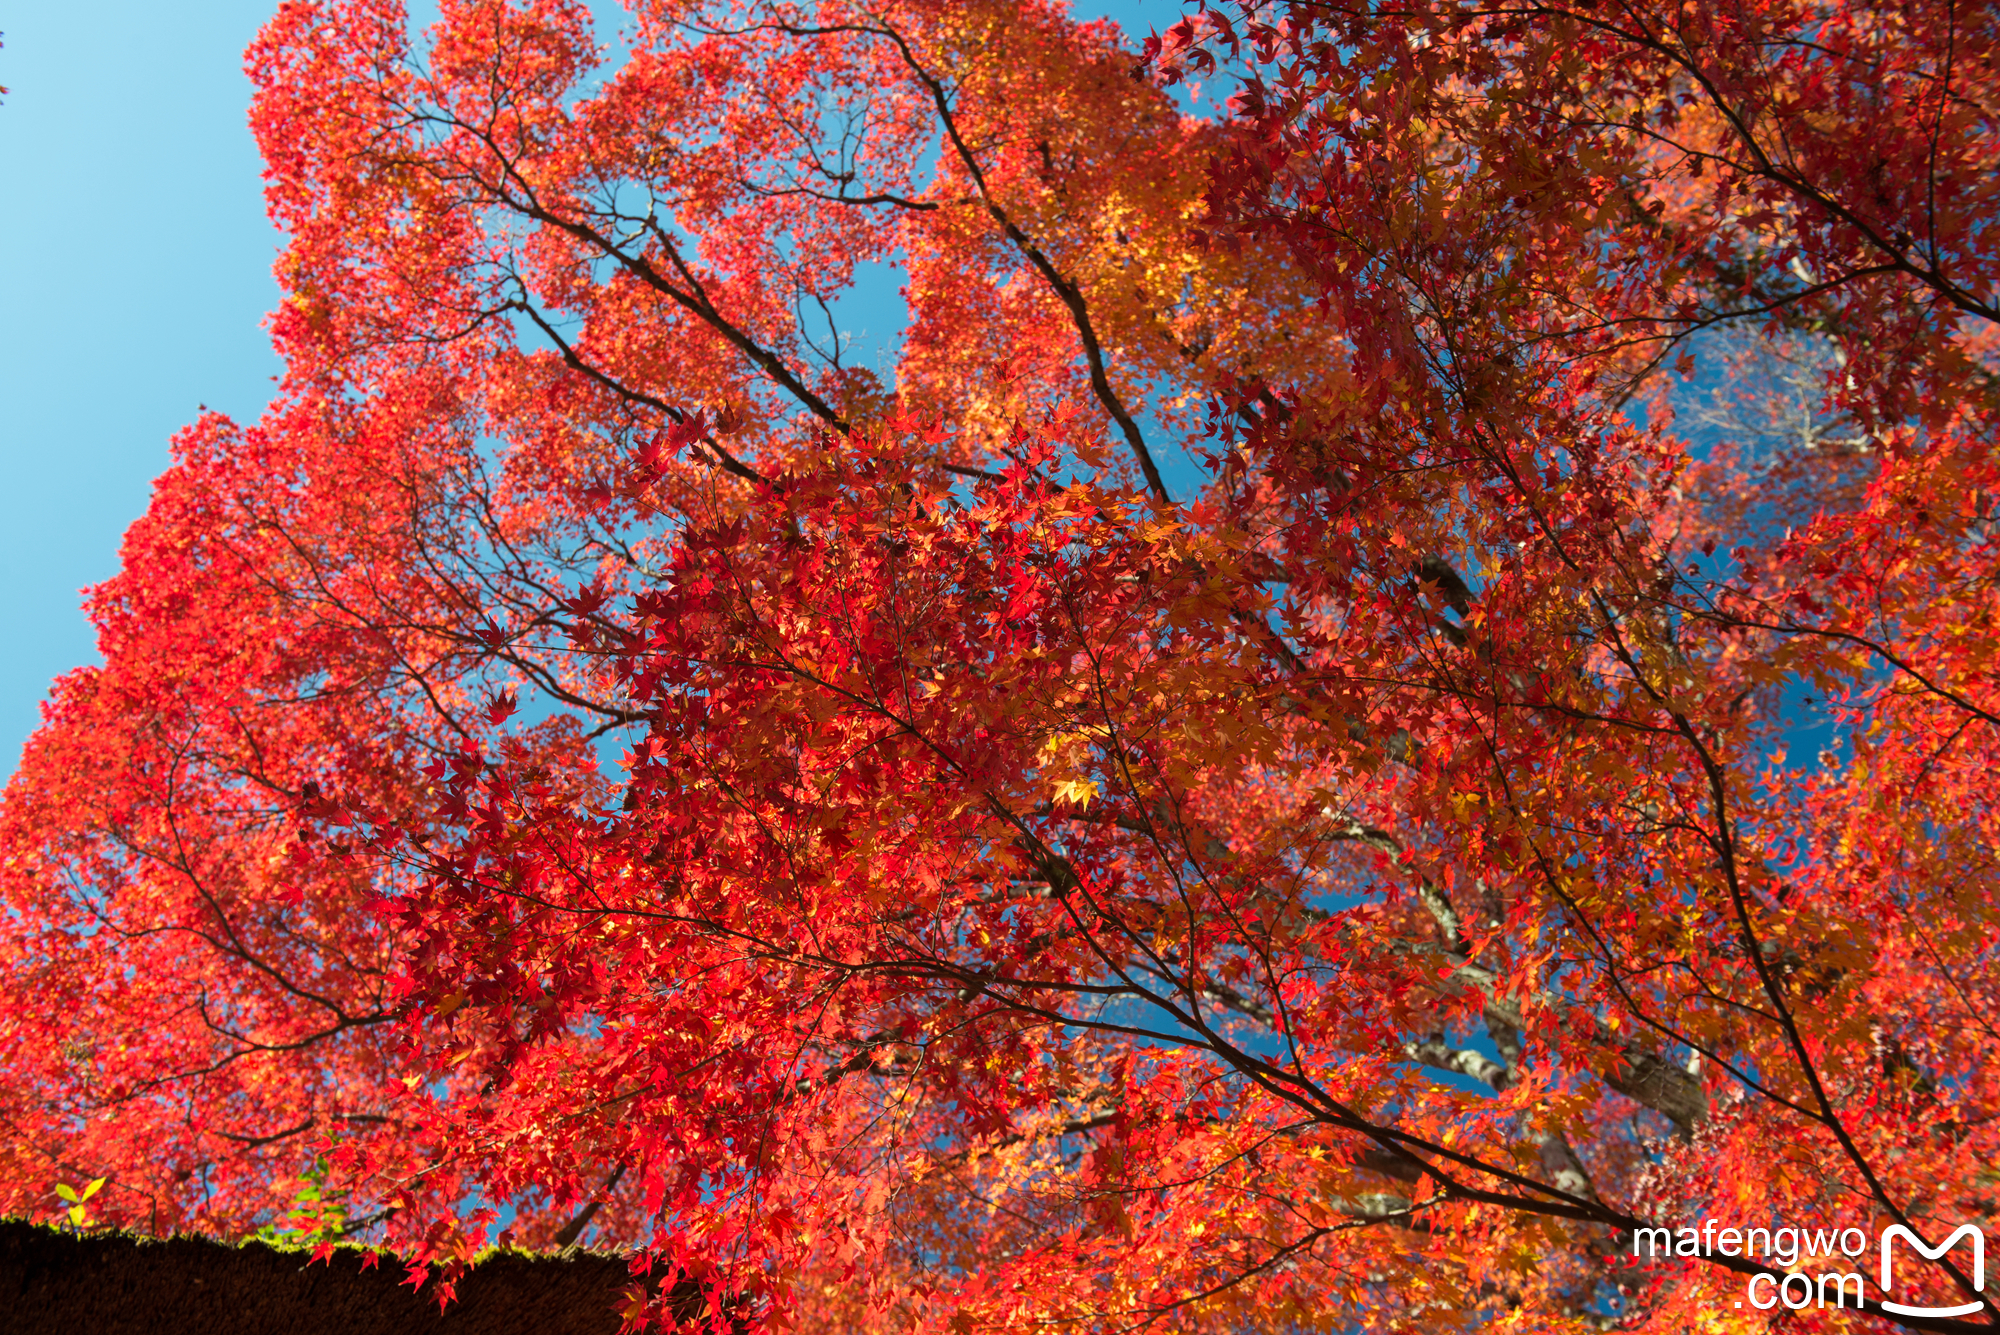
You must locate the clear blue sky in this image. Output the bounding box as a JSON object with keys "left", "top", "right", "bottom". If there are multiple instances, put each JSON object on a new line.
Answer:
{"left": 0, "top": 1, "right": 1173, "bottom": 776}
{"left": 0, "top": 2, "right": 285, "bottom": 774}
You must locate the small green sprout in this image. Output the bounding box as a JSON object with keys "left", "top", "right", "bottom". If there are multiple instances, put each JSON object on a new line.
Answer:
{"left": 54, "top": 1176, "right": 106, "bottom": 1228}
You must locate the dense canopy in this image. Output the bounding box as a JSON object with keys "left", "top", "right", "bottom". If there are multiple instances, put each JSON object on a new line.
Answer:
{"left": 4, "top": 0, "right": 1999, "bottom": 1330}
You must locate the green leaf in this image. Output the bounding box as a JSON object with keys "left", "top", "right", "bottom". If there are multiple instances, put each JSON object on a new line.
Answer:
{"left": 54, "top": 1184, "right": 77, "bottom": 1203}
{"left": 66, "top": 1205, "right": 85, "bottom": 1226}
{"left": 79, "top": 1177, "right": 106, "bottom": 1201}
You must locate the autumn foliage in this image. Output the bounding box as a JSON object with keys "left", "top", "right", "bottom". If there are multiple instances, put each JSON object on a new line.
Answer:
{"left": 3, "top": 0, "right": 1999, "bottom": 1329}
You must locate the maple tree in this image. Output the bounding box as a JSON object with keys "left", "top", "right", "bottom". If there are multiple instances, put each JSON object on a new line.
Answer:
{"left": 2, "top": 0, "right": 1999, "bottom": 1329}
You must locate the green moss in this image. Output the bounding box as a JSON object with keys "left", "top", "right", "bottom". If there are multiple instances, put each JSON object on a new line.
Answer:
{"left": 0, "top": 1218, "right": 643, "bottom": 1334}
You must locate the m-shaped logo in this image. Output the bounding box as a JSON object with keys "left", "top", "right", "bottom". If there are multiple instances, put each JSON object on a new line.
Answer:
{"left": 1881, "top": 1225, "right": 1985, "bottom": 1319}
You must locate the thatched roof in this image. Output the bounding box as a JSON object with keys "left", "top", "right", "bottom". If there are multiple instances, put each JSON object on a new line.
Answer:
{"left": 0, "top": 1220, "right": 643, "bottom": 1334}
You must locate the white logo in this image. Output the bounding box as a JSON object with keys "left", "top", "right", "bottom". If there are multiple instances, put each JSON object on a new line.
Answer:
{"left": 1881, "top": 1224, "right": 1986, "bottom": 1319}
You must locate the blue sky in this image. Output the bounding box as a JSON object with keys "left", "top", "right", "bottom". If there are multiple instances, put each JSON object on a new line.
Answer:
{"left": 0, "top": 2, "right": 285, "bottom": 774}
{"left": 0, "top": 0, "right": 1178, "bottom": 777}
